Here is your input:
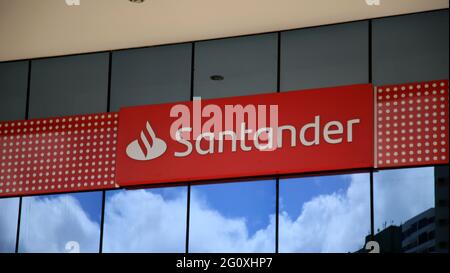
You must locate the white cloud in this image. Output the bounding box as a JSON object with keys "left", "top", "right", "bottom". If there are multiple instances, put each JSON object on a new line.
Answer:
{"left": 103, "top": 179, "right": 368, "bottom": 253}
{"left": 188, "top": 190, "right": 275, "bottom": 252}
{"left": 279, "top": 173, "right": 370, "bottom": 253}
{"left": 103, "top": 189, "right": 187, "bottom": 253}
{"left": 18, "top": 195, "right": 100, "bottom": 253}
{"left": 103, "top": 189, "right": 275, "bottom": 253}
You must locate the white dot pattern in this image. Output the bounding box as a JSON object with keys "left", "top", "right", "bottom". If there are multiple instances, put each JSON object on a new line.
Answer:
{"left": 376, "top": 80, "right": 449, "bottom": 168}
{"left": 0, "top": 113, "right": 119, "bottom": 197}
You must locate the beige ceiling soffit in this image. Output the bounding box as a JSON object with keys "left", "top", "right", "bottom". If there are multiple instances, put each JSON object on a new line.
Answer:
{"left": 0, "top": 0, "right": 448, "bottom": 62}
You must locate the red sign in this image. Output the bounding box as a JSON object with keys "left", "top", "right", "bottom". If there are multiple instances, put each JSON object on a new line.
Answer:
{"left": 116, "top": 84, "right": 375, "bottom": 187}
{"left": 1, "top": 80, "right": 448, "bottom": 198}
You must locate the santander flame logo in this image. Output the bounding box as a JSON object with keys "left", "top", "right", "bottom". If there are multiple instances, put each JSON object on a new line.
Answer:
{"left": 126, "top": 122, "right": 167, "bottom": 161}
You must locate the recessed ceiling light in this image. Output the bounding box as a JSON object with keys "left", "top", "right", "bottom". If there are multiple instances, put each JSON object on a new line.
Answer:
{"left": 210, "top": 75, "right": 224, "bottom": 81}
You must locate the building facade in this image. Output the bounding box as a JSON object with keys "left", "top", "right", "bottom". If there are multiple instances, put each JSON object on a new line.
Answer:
{"left": 0, "top": 9, "right": 449, "bottom": 253}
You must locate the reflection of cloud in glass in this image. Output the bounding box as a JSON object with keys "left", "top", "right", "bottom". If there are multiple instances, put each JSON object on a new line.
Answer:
{"left": 103, "top": 184, "right": 276, "bottom": 253}
{"left": 103, "top": 188, "right": 187, "bottom": 253}
{"left": 189, "top": 181, "right": 276, "bottom": 253}
{"left": 374, "top": 167, "right": 435, "bottom": 232}
{"left": 0, "top": 197, "right": 19, "bottom": 253}
{"left": 2, "top": 168, "right": 436, "bottom": 253}
{"left": 280, "top": 173, "right": 370, "bottom": 253}
{"left": 18, "top": 192, "right": 101, "bottom": 253}
{"left": 191, "top": 181, "right": 276, "bottom": 237}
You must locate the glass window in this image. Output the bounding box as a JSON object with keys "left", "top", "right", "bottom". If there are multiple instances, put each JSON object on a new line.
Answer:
{"left": 194, "top": 33, "right": 277, "bottom": 99}
{"left": 18, "top": 191, "right": 102, "bottom": 253}
{"left": 434, "top": 166, "right": 449, "bottom": 253}
{"left": 0, "top": 61, "right": 28, "bottom": 121}
{"left": 279, "top": 173, "right": 370, "bottom": 253}
{"left": 189, "top": 34, "right": 277, "bottom": 253}
{"left": 0, "top": 197, "right": 20, "bottom": 253}
{"left": 374, "top": 167, "right": 434, "bottom": 232}
{"left": 374, "top": 167, "right": 437, "bottom": 253}
{"left": 110, "top": 43, "right": 192, "bottom": 112}
{"left": 189, "top": 180, "right": 276, "bottom": 253}
{"left": 29, "top": 53, "right": 109, "bottom": 119}
{"left": 372, "top": 10, "right": 449, "bottom": 85}
{"left": 102, "top": 186, "right": 187, "bottom": 253}
{"left": 281, "top": 21, "right": 369, "bottom": 91}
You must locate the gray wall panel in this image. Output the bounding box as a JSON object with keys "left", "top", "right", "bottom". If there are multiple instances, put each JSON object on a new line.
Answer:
{"left": 110, "top": 43, "right": 192, "bottom": 111}
{"left": 28, "top": 53, "right": 109, "bottom": 119}
{"left": 0, "top": 61, "right": 28, "bottom": 121}
{"left": 373, "top": 10, "right": 449, "bottom": 85}
{"left": 280, "top": 21, "right": 369, "bottom": 91}
{"left": 194, "top": 33, "right": 277, "bottom": 99}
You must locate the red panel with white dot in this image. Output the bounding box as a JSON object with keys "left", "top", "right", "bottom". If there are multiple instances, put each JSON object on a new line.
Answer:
{"left": 376, "top": 80, "right": 449, "bottom": 168}
{"left": 0, "top": 113, "right": 119, "bottom": 197}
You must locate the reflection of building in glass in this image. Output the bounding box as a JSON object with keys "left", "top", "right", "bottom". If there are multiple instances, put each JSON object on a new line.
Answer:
{"left": 359, "top": 206, "right": 448, "bottom": 253}
{"left": 358, "top": 225, "right": 401, "bottom": 253}
{"left": 360, "top": 165, "right": 449, "bottom": 253}
{"left": 402, "top": 208, "right": 436, "bottom": 253}
{"left": 434, "top": 166, "right": 449, "bottom": 253}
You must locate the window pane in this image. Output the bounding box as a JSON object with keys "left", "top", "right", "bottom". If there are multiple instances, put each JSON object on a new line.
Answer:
{"left": 29, "top": 53, "right": 109, "bottom": 119}
{"left": 194, "top": 34, "right": 277, "bottom": 99}
{"left": 18, "top": 191, "right": 102, "bottom": 253}
{"left": 0, "top": 197, "right": 19, "bottom": 253}
{"left": 102, "top": 187, "right": 187, "bottom": 253}
{"left": 0, "top": 61, "right": 28, "bottom": 121}
{"left": 110, "top": 43, "right": 192, "bottom": 112}
{"left": 372, "top": 10, "right": 449, "bottom": 85}
{"left": 374, "top": 167, "right": 438, "bottom": 253}
{"left": 189, "top": 180, "right": 276, "bottom": 253}
{"left": 279, "top": 173, "right": 370, "bottom": 253}
{"left": 434, "top": 166, "right": 449, "bottom": 253}
{"left": 281, "top": 21, "right": 368, "bottom": 91}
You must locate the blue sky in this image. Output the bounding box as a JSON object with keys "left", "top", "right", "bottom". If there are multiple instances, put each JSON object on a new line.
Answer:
{"left": 192, "top": 180, "right": 276, "bottom": 234}
{"left": 280, "top": 174, "right": 356, "bottom": 217}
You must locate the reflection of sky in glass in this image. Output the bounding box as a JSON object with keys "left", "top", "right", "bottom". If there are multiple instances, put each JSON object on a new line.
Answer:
{"left": 280, "top": 173, "right": 370, "bottom": 253}
{"left": 102, "top": 186, "right": 187, "bottom": 253}
{"left": 18, "top": 191, "right": 102, "bottom": 253}
{"left": 189, "top": 180, "right": 276, "bottom": 253}
{"left": 192, "top": 180, "right": 276, "bottom": 234}
{"left": 4, "top": 167, "right": 437, "bottom": 253}
{"left": 0, "top": 197, "right": 19, "bottom": 253}
{"left": 374, "top": 167, "right": 435, "bottom": 233}
{"left": 280, "top": 176, "right": 349, "bottom": 217}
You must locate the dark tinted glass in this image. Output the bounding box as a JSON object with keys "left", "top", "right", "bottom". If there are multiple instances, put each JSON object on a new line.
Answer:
{"left": 194, "top": 33, "right": 277, "bottom": 99}
{"left": 110, "top": 43, "right": 192, "bottom": 111}
{"left": 29, "top": 53, "right": 109, "bottom": 118}
{"left": 372, "top": 10, "right": 449, "bottom": 85}
{"left": 0, "top": 61, "right": 28, "bottom": 121}
{"left": 281, "top": 21, "right": 369, "bottom": 91}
